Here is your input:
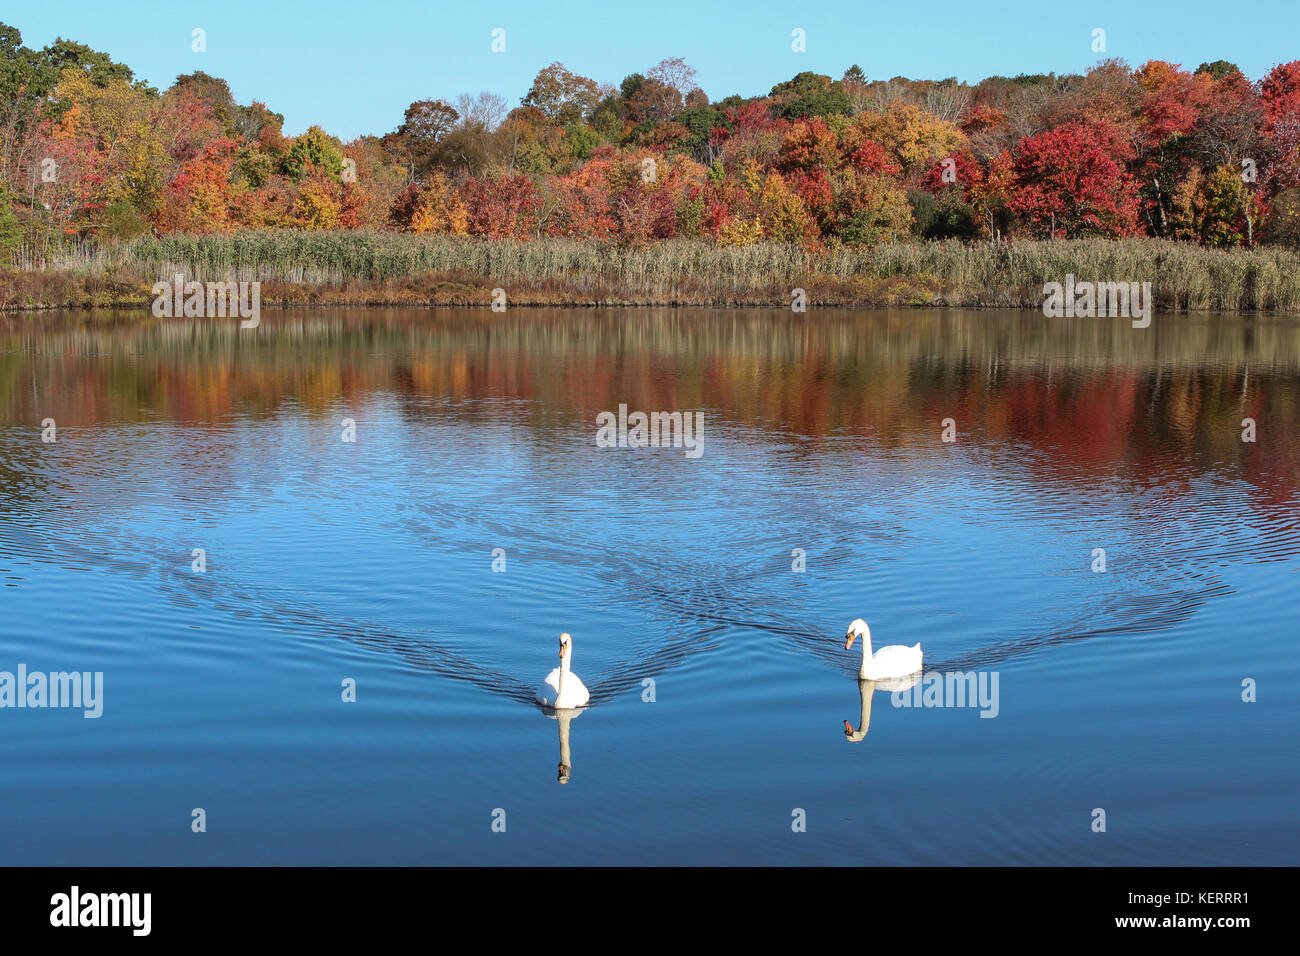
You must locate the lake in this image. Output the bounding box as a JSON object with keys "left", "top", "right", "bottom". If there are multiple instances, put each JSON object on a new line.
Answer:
{"left": 0, "top": 307, "right": 1296, "bottom": 865}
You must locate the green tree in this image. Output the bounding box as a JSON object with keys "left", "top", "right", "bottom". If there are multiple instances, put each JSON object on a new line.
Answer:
{"left": 770, "top": 72, "right": 849, "bottom": 119}
{"left": 280, "top": 125, "right": 345, "bottom": 180}
{"left": 0, "top": 181, "right": 21, "bottom": 257}
{"left": 1194, "top": 60, "right": 1241, "bottom": 81}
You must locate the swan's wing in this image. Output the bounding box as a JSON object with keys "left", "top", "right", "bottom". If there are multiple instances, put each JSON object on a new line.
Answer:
{"left": 874, "top": 644, "right": 924, "bottom": 673}
{"left": 536, "top": 668, "right": 563, "bottom": 702}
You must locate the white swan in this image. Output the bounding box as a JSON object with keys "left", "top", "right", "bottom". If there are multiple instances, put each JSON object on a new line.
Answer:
{"left": 845, "top": 618, "right": 922, "bottom": 680}
{"left": 536, "top": 632, "right": 591, "bottom": 709}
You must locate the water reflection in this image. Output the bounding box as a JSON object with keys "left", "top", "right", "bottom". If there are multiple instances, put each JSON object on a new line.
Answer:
{"left": 1, "top": 308, "right": 1298, "bottom": 699}
{"left": 1, "top": 308, "right": 1297, "bottom": 863}
{"left": 547, "top": 707, "right": 582, "bottom": 784}
{"left": 843, "top": 675, "right": 921, "bottom": 742}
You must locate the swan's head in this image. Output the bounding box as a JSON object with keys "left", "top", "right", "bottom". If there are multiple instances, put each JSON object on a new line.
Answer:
{"left": 844, "top": 618, "right": 870, "bottom": 650}
{"left": 557, "top": 762, "right": 571, "bottom": 784}
{"left": 558, "top": 632, "right": 572, "bottom": 659}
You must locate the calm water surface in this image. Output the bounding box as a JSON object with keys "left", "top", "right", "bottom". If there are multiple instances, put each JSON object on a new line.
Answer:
{"left": 1, "top": 308, "right": 1297, "bottom": 865}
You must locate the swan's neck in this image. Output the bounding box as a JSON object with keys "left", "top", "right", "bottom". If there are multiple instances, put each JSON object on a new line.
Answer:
{"left": 858, "top": 628, "right": 874, "bottom": 670}
{"left": 557, "top": 649, "right": 571, "bottom": 696}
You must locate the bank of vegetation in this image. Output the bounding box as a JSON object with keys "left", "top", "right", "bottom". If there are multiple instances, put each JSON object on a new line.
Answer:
{"left": 5, "top": 235, "right": 1300, "bottom": 313}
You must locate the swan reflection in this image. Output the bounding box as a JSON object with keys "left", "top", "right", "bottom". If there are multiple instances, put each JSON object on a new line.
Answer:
{"left": 843, "top": 673, "right": 921, "bottom": 742}
{"left": 545, "top": 706, "right": 583, "bottom": 783}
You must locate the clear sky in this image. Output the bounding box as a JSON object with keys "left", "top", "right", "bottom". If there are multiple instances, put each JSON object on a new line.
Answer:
{"left": 5, "top": 1, "right": 1297, "bottom": 139}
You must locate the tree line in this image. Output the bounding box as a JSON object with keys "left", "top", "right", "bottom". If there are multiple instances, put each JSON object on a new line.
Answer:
{"left": 3, "top": 21, "right": 1300, "bottom": 254}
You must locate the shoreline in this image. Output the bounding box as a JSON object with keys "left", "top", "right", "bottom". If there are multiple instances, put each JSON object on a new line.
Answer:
{"left": 5, "top": 276, "right": 1300, "bottom": 315}
{"left": 6, "top": 235, "right": 1300, "bottom": 314}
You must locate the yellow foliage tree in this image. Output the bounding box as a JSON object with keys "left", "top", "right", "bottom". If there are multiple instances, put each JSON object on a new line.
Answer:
{"left": 850, "top": 104, "right": 966, "bottom": 174}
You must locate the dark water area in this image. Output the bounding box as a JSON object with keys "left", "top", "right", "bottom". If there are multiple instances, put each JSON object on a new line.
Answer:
{"left": 0, "top": 307, "right": 1296, "bottom": 864}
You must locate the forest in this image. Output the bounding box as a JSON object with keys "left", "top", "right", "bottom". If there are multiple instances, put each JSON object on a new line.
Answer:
{"left": 4, "top": 21, "right": 1300, "bottom": 254}
{"left": 6, "top": 22, "right": 1300, "bottom": 311}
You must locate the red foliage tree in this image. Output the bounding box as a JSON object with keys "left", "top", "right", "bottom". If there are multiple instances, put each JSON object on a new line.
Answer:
{"left": 462, "top": 175, "right": 543, "bottom": 239}
{"left": 1008, "top": 123, "right": 1142, "bottom": 237}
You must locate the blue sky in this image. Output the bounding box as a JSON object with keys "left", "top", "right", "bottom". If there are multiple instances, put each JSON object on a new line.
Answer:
{"left": 6, "top": 1, "right": 1296, "bottom": 139}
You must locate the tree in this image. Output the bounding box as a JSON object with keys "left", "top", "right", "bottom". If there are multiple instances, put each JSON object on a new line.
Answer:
{"left": 389, "top": 175, "right": 467, "bottom": 233}
{"left": 169, "top": 72, "right": 237, "bottom": 129}
{"left": 400, "top": 99, "right": 459, "bottom": 144}
{"left": 777, "top": 118, "right": 840, "bottom": 173}
{"left": 454, "top": 92, "right": 508, "bottom": 131}
{"left": 1194, "top": 61, "right": 1240, "bottom": 81}
{"left": 0, "top": 23, "right": 59, "bottom": 177}
{"left": 1132, "top": 61, "right": 1210, "bottom": 234}
{"left": 280, "top": 125, "right": 345, "bottom": 180}
{"left": 523, "top": 63, "right": 600, "bottom": 125}
{"left": 462, "top": 175, "right": 543, "bottom": 238}
{"left": 1169, "top": 163, "right": 1254, "bottom": 245}
{"left": 921, "top": 149, "right": 1010, "bottom": 239}
{"left": 35, "top": 68, "right": 169, "bottom": 232}
{"left": 0, "top": 179, "right": 21, "bottom": 256}
{"left": 1260, "top": 61, "right": 1300, "bottom": 130}
{"left": 1265, "top": 186, "right": 1300, "bottom": 244}
{"left": 647, "top": 57, "right": 698, "bottom": 98}
{"left": 834, "top": 169, "right": 913, "bottom": 245}
{"left": 158, "top": 137, "right": 241, "bottom": 232}
{"left": 1008, "top": 123, "right": 1141, "bottom": 237}
{"left": 850, "top": 103, "right": 966, "bottom": 174}
{"left": 622, "top": 74, "right": 682, "bottom": 126}
{"left": 769, "top": 72, "right": 849, "bottom": 119}
{"left": 41, "top": 36, "right": 146, "bottom": 91}
{"left": 1188, "top": 67, "right": 1261, "bottom": 170}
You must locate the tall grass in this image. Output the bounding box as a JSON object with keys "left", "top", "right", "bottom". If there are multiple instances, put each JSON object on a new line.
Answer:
{"left": 11, "top": 232, "right": 1300, "bottom": 312}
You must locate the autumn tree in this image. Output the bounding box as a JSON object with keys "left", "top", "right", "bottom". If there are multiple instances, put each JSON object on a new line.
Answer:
{"left": 462, "top": 174, "right": 543, "bottom": 239}
{"left": 1169, "top": 163, "right": 1256, "bottom": 245}
{"left": 1260, "top": 61, "right": 1300, "bottom": 131}
{"left": 1132, "top": 61, "right": 1210, "bottom": 234}
{"left": 1008, "top": 123, "right": 1141, "bottom": 237}
{"left": 850, "top": 103, "right": 965, "bottom": 176}
{"left": 280, "top": 125, "right": 345, "bottom": 180}
{"left": 389, "top": 174, "right": 467, "bottom": 233}
{"left": 522, "top": 63, "right": 600, "bottom": 126}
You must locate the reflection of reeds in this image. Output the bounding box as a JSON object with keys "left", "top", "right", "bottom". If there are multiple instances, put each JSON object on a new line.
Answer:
{"left": 9, "top": 235, "right": 1300, "bottom": 312}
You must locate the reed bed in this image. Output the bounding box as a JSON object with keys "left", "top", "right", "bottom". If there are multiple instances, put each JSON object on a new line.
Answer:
{"left": 7, "top": 232, "right": 1300, "bottom": 313}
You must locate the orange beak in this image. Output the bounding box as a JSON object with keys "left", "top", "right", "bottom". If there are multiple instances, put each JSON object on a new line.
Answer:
{"left": 558, "top": 646, "right": 565, "bottom": 658}
{"left": 844, "top": 719, "right": 854, "bottom": 734}
{"left": 845, "top": 635, "right": 855, "bottom": 650}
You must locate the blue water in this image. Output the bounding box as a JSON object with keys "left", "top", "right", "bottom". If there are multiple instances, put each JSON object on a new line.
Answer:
{"left": 0, "top": 308, "right": 1296, "bottom": 864}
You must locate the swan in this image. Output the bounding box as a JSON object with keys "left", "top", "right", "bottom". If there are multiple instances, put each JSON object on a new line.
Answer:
{"left": 536, "top": 632, "right": 590, "bottom": 709}
{"left": 845, "top": 618, "right": 922, "bottom": 680}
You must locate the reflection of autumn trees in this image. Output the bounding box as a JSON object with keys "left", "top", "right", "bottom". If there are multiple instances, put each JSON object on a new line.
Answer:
{"left": 1, "top": 309, "right": 1297, "bottom": 502}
